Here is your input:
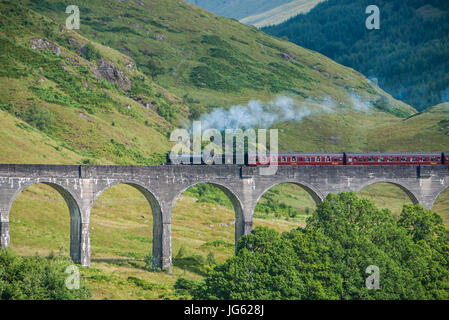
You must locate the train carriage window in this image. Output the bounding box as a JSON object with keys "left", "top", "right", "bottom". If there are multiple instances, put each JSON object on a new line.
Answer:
{"left": 420, "top": 157, "right": 426, "bottom": 162}
{"left": 334, "top": 157, "right": 338, "bottom": 161}
{"left": 348, "top": 157, "right": 353, "bottom": 162}
{"left": 401, "top": 157, "right": 407, "bottom": 162}
{"left": 316, "top": 156, "right": 321, "bottom": 162}
{"left": 359, "top": 157, "right": 365, "bottom": 162}
{"left": 305, "top": 157, "right": 311, "bottom": 162}
{"left": 281, "top": 156, "right": 287, "bottom": 162}
{"left": 271, "top": 155, "right": 277, "bottom": 162}
{"left": 369, "top": 157, "right": 375, "bottom": 162}
{"left": 291, "top": 156, "right": 297, "bottom": 162}
{"left": 326, "top": 156, "right": 331, "bottom": 162}
{"left": 388, "top": 157, "right": 394, "bottom": 162}
{"left": 431, "top": 156, "right": 436, "bottom": 161}
{"left": 378, "top": 157, "right": 385, "bottom": 162}
{"left": 298, "top": 157, "right": 303, "bottom": 161}
{"left": 412, "top": 157, "right": 417, "bottom": 162}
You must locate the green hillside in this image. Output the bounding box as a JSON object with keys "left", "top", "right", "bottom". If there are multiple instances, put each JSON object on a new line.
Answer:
{"left": 186, "top": 0, "right": 324, "bottom": 27}
{"left": 0, "top": 0, "right": 425, "bottom": 165}
{"left": 185, "top": 0, "right": 294, "bottom": 20}
{"left": 240, "top": 0, "right": 324, "bottom": 28}
{"left": 20, "top": 0, "right": 414, "bottom": 122}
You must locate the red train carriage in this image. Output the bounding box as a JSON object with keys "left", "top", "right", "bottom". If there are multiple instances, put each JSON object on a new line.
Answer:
{"left": 248, "top": 153, "right": 344, "bottom": 166}
{"left": 345, "top": 153, "right": 441, "bottom": 165}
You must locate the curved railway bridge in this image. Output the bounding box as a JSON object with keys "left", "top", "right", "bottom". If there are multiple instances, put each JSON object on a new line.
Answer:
{"left": 1, "top": 164, "right": 449, "bottom": 269}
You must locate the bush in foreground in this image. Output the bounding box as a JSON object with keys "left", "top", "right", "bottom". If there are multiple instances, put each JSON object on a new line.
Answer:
{"left": 0, "top": 249, "right": 91, "bottom": 300}
{"left": 181, "top": 192, "right": 449, "bottom": 300}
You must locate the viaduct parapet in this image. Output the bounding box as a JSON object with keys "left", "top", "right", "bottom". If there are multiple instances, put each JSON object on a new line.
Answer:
{"left": 1, "top": 164, "right": 449, "bottom": 269}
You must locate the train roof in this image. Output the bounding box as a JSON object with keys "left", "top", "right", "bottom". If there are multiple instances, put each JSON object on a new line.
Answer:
{"left": 345, "top": 152, "right": 441, "bottom": 156}
{"left": 250, "top": 153, "right": 344, "bottom": 156}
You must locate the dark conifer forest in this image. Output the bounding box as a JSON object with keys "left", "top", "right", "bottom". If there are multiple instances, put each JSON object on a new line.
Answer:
{"left": 263, "top": 0, "right": 449, "bottom": 111}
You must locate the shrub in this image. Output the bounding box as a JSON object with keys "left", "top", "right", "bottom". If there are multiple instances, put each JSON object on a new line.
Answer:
{"left": 192, "top": 193, "right": 449, "bottom": 300}
{"left": 0, "top": 249, "right": 91, "bottom": 300}
{"left": 18, "top": 104, "right": 54, "bottom": 133}
{"left": 144, "top": 254, "right": 160, "bottom": 272}
{"left": 80, "top": 43, "right": 101, "bottom": 62}
{"left": 0, "top": 103, "right": 14, "bottom": 114}
{"left": 185, "top": 184, "right": 232, "bottom": 208}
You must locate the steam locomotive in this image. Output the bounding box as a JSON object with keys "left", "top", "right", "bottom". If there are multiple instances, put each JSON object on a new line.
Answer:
{"left": 167, "top": 152, "right": 449, "bottom": 166}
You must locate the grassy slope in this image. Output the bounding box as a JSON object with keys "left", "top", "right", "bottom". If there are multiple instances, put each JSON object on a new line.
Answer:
{"left": 368, "top": 103, "right": 449, "bottom": 151}
{"left": 185, "top": 0, "right": 294, "bottom": 20}
{"left": 240, "top": 0, "right": 325, "bottom": 28}
{"left": 278, "top": 103, "right": 449, "bottom": 152}
{"left": 0, "top": 109, "right": 85, "bottom": 164}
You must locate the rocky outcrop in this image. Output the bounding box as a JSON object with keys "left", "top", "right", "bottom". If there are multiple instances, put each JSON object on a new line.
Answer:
{"left": 280, "top": 52, "right": 297, "bottom": 62}
{"left": 29, "top": 38, "right": 61, "bottom": 56}
{"left": 66, "top": 36, "right": 83, "bottom": 49}
{"left": 154, "top": 34, "right": 166, "bottom": 41}
{"left": 95, "top": 58, "right": 132, "bottom": 91}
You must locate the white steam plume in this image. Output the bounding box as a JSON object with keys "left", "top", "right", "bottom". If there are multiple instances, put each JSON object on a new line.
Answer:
{"left": 199, "top": 96, "right": 312, "bottom": 131}
{"left": 349, "top": 92, "right": 373, "bottom": 113}
{"left": 191, "top": 93, "right": 374, "bottom": 132}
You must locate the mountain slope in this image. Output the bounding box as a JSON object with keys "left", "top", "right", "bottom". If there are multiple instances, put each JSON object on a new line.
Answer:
{"left": 262, "top": 0, "right": 449, "bottom": 111}
{"left": 2, "top": 1, "right": 446, "bottom": 162}
{"left": 185, "top": 0, "right": 293, "bottom": 20}
{"left": 1, "top": 0, "right": 448, "bottom": 163}
{"left": 0, "top": 0, "right": 424, "bottom": 160}
{"left": 240, "top": 0, "right": 324, "bottom": 28}
{"left": 367, "top": 103, "right": 449, "bottom": 151}
{"left": 21, "top": 0, "right": 412, "bottom": 122}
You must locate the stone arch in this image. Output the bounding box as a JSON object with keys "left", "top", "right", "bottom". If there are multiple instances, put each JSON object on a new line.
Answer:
{"left": 7, "top": 180, "right": 84, "bottom": 264}
{"left": 356, "top": 180, "right": 420, "bottom": 205}
{"left": 172, "top": 181, "right": 245, "bottom": 253}
{"left": 92, "top": 181, "right": 162, "bottom": 220}
{"left": 255, "top": 180, "right": 324, "bottom": 208}
{"left": 91, "top": 181, "right": 166, "bottom": 269}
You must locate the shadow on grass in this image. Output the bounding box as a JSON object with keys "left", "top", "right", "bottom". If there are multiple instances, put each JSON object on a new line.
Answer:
{"left": 91, "top": 257, "right": 147, "bottom": 270}
{"left": 173, "top": 256, "right": 208, "bottom": 276}
{"left": 92, "top": 255, "right": 210, "bottom": 276}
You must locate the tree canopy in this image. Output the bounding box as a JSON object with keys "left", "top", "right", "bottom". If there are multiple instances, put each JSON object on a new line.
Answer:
{"left": 0, "top": 250, "right": 91, "bottom": 300}
{"left": 179, "top": 192, "right": 449, "bottom": 300}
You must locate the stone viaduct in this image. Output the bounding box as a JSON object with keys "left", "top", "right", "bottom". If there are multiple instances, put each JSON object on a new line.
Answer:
{"left": 1, "top": 164, "right": 449, "bottom": 270}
